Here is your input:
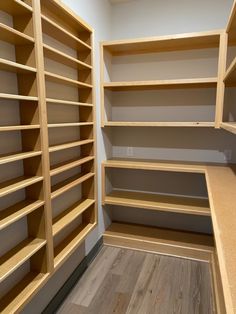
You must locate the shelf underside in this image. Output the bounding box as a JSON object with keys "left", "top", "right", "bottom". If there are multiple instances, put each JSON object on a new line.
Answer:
{"left": 105, "top": 190, "right": 210, "bottom": 216}
{"left": 104, "top": 222, "right": 214, "bottom": 261}
{"left": 103, "top": 121, "right": 215, "bottom": 127}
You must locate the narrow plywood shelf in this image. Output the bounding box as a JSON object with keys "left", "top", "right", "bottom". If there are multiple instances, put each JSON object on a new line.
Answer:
{"left": 0, "top": 176, "right": 43, "bottom": 198}
{"left": 104, "top": 222, "right": 214, "bottom": 261}
{"left": 0, "top": 58, "right": 36, "bottom": 74}
{"left": 52, "top": 198, "right": 95, "bottom": 236}
{"left": 0, "top": 151, "right": 42, "bottom": 165}
{"left": 41, "top": 14, "right": 91, "bottom": 51}
{"left": 45, "top": 71, "right": 92, "bottom": 89}
{"left": 46, "top": 98, "right": 93, "bottom": 107}
{"left": 103, "top": 121, "right": 215, "bottom": 127}
{"left": 0, "top": 238, "right": 46, "bottom": 283}
{"left": 0, "top": 272, "right": 48, "bottom": 314}
{"left": 0, "top": 93, "right": 38, "bottom": 101}
{"left": 103, "top": 78, "right": 218, "bottom": 91}
{"left": 0, "top": 0, "right": 33, "bottom": 15}
{"left": 102, "top": 30, "right": 222, "bottom": 55}
{"left": 0, "top": 23, "right": 34, "bottom": 45}
{"left": 224, "top": 56, "right": 236, "bottom": 84}
{"left": 43, "top": 44, "right": 92, "bottom": 70}
{"left": 104, "top": 190, "right": 210, "bottom": 216}
{"left": 0, "top": 125, "right": 40, "bottom": 132}
{"left": 50, "top": 156, "right": 94, "bottom": 176}
{"left": 103, "top": 158, "right": 206, "bottom": 174}
{"left": 220, "top": 122, "right": 236, "bottom": 135}
{"left": 51, "top": 172, "right": 95, "bottom": 199}
{"left": 49, "top": 139, "right": 94, "bottom": 153}
{"left": 54, "top": 222, "right": 96, "bottom": 270}
{"left": 48, "top": 122, "right": 93, "bottom": 128}
{"left": 0, "top": 200, "right": 45, "bottom": 231}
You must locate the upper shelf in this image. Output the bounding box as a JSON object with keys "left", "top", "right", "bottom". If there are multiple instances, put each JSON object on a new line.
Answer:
{"left": 0, "top": 23, "right": 34, "bottom": 45}
{"left": 45, "top": 71, "right": 92, "bottom": 89}
{"left": 41, "top": 14, "right": 91, "bottom": 52}
{"left": 0, "top": 0, "right": 32, "bottom": 15}
{"left": 49, "top": 139, "right": 94, "bottom": 153}
{"left": 102, "top": 30, "right": 222, "bottom": 56}
{"left": 103, "top": 78, "right": 218, "bottom": 91}
{"left": 46, "top": 98, "right": 93, "bottom": 107}
{"left": 103, "top": 121, "right": 215, "bottom": 128}
{"left": 43, "top": 44, "right": 92, "bottom": 70}
{"left": 0, "top": 59, "right": 36, "bottom": 74}
{"left": 226, "top": 0, "right": 236, "bottom": 44}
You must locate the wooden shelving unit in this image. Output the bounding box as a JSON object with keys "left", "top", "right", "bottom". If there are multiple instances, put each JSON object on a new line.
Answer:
{"left": 100, "top": 31, "right": 225, "bottom": 127}
{"left": 0, "top": 0, "right": 97, "bottom": 312}
{"left": 220, "top": 1, "right": 236, "bottom": 135}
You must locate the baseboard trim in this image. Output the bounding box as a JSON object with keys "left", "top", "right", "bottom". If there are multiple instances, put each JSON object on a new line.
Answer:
{"left": 42, "top": 237, "right": 103, "bottom": 314}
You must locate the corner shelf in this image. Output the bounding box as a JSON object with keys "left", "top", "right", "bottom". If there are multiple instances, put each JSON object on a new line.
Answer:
{"left": 0, "top": 238, "right": 46, "bottom": 282}
{"left": 0, "top": 200, "right": 45, "bottom": 231}
{"left": 52, "top": 198, "right": 95, "bottom": 236}
{"left": 104, "top": 190, "right": 210, "bottom": 216}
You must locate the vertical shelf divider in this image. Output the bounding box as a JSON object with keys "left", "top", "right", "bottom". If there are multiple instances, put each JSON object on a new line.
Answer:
{"left": 32, "top": 0, "right": 54, "bottom": 272}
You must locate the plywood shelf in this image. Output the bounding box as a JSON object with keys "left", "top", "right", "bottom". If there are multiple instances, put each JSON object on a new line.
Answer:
{"left": 0, "top": 176, "right": 43, "bottom": 198}
{"left": 46, "top": 98, "right": 93, "bottom": 107}
{"left": 0, "top": 125, "right": 40, "bottom": 132}
{"left": 49, "top": 139, "right": 94, "bottom": 153}
{"left": 104, "top": 222, "right": 214, "bottom": 261}
{"left": 43, "top": 44, "right": 92, "bottom": 70}
{"left": 0, "top": 237, "right": 46, "bottom": 283}
{"left": 0, "top": 23, "right": 34, "bottom": 45}
{"left": 45, "top": 71, "right": 92, "bottom": 89}
{"left": 0, "top": 272, "right": 48, "bottom": 314}
{"left": 52, "top": 198, "right": 95, "bottom": 236}
{"left": 220, "top": 122, "right": 236, "bottom": 135}
{"left": 226, "top": 0, "right": 236, "bottom": 43}
{"left": 0, "top": 200, "right": 45, "bottom": 231}
{"left": 51, "top": 172, "right": 95, "bottom": 200}
{"left": 0, "top": 0, "right": 33, "bottom": 15}
{"left": 41, "top": 14, "right": 91, "bottom": 52}
{"left": 104, "top": 190, "right": 210, "bottom": 216}
{"left": 103, "top": 78, "right": 218, "bottom": 91}
{"left": 103, "top": 158, "right": 206, "bottom": 174}
{"left": 224, "top": 55, "right": 236, "bottom": 84}
{"left": 0, "top": 151, "right": 42, "bottom": 165}
{"left": 50, "top": 156, "right": 94, "bottom": 176}
{"left": 0, "top": 58, "right": 36, "bottom": 74}
{"left": 103, "top": 121, "right": 215, "bottom": 127}
{"left": 54, "top": 222, "right": 96, "bottom": 270}
{"left": 102, "top": 30, "right": 222, "bottom": 55}
{"left": 0, "top": 93, "right": 38, "bottom": 101}
{"left": 48, "top": 122, "right": 93, "bottom": 128}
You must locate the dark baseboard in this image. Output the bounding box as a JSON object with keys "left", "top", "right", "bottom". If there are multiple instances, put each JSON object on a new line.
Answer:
{"left": 42, "top": 237, "right": 103, "bottom": 314}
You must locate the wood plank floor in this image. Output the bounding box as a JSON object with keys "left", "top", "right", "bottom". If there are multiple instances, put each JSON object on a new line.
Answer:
{"left": 57, "top": 246, "right": 216, "bottom": 314}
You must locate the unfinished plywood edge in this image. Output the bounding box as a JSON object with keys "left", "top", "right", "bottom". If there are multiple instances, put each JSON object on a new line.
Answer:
{"left": 0, "top": 93, "right": 38, "bottom": 101}
{"left": 47, "top": 122, "right": 94, "bottom": 128}
{"left": 101, "top": 29, "right": 223, "bottom": 55}
{"left": 0, "top": 125, "right": 40, "bottom": 132}
{"left": 103, "top": 222, "right": 214, "bottom": 262}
